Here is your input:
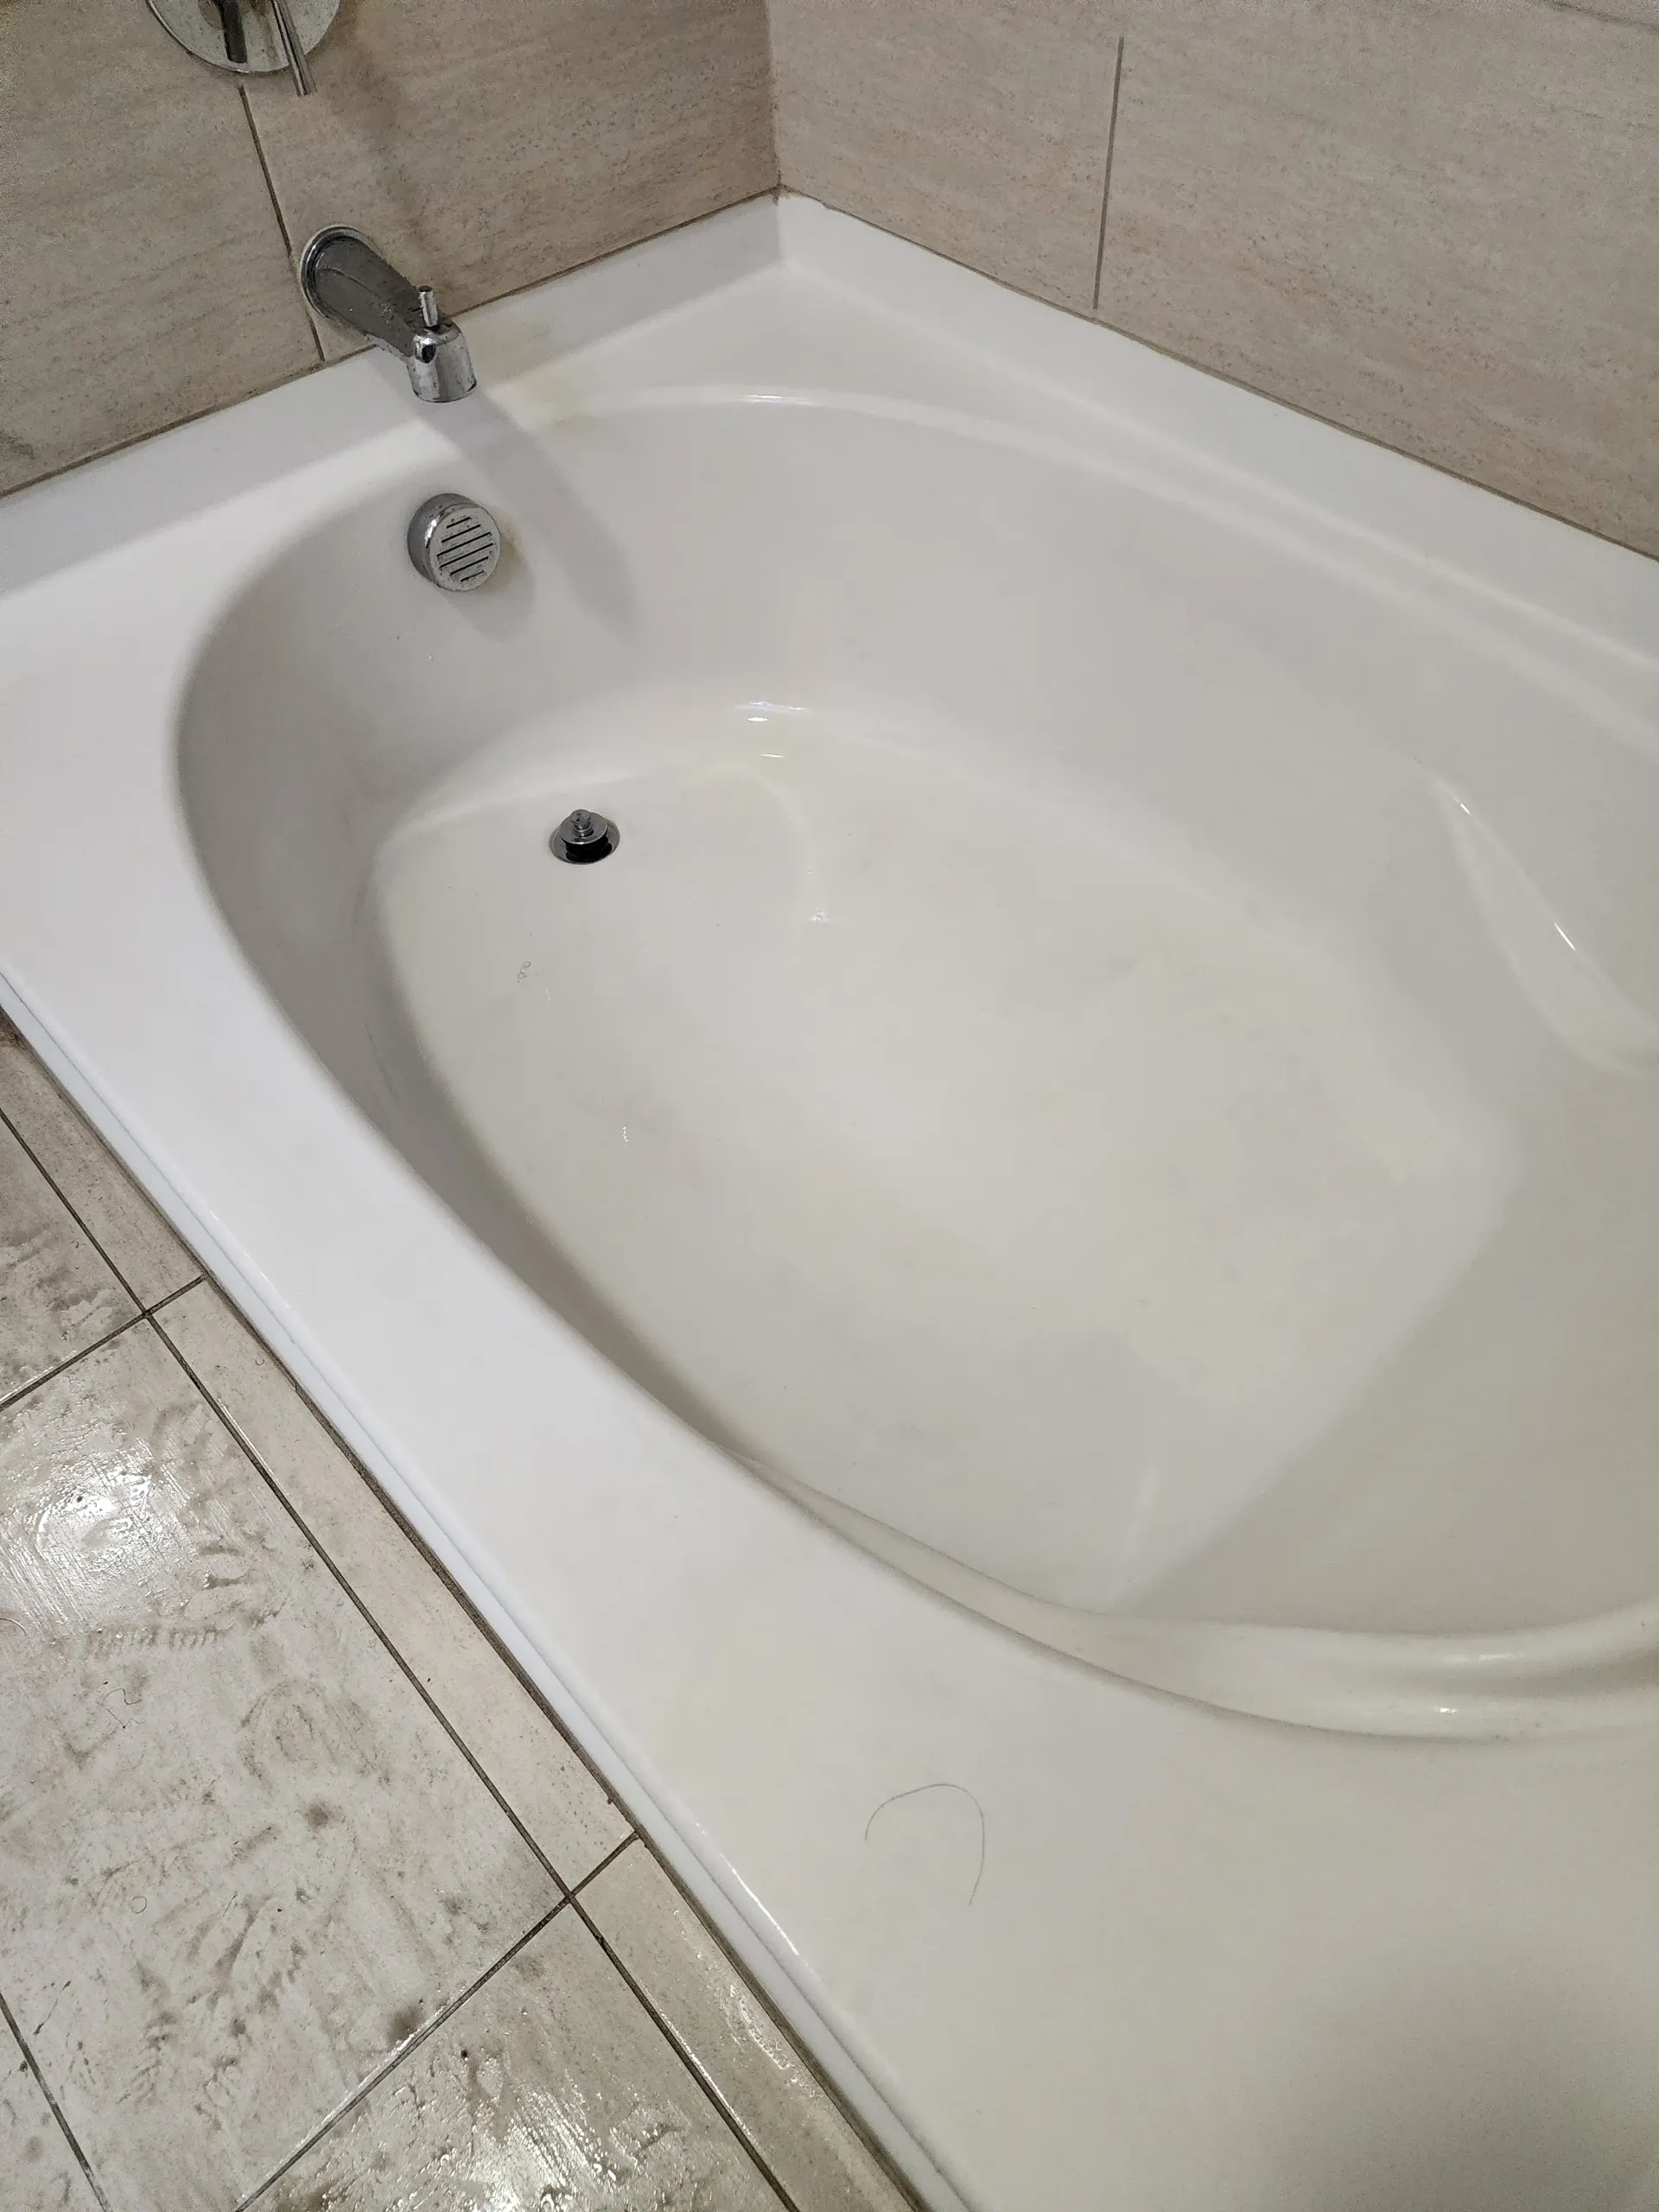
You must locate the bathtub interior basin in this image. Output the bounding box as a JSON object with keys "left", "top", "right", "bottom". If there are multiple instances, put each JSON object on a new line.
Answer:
{"left": 177, "top": 372, "right": 1659, "bottom": 1717}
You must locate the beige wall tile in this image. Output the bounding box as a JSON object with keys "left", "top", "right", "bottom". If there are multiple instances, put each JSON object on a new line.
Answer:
{"left": 261, "top": 1907, "right": 785, "bottom": 2209}
{"left": 245, "top": 0, "right": 777, "bottom": 362}
{"left": 585, "top": 1846, "right": 916, "bottom": 2212}
{"left": 156, "top": 1280, "right": 632, "bottom": 1886}
{"left": 0, "top": 1022, "right": 198, "bottom": 1309}
{"left": 0, "top": 1325, "right": 559, "bottom": 2209}
{"left": 0, "top": 2016, "right": 99, "bottom": 2212}
{"left": 0, "top": 0, "right": 320, "bottom": 495}
{"left": 0, "top": 1117, "right": 136, "bottom": 1402}
{"left": 1096, "top": 0, "right": 1659, "bottom": 553}
{"left": 770, "top": 0, "right": 1122, "bottom": 310}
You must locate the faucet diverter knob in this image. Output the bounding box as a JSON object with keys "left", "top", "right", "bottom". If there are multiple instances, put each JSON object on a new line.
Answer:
{"left": 408, "top": 313, "right": 476, "bottom": 404}
{"left": 298, "top": 227, "right": 476, "bottom": 404}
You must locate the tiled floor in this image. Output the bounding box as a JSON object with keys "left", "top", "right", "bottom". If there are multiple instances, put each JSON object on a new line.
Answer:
{"left": 0, "top": 1012, "right": 914, "bottom": 2212}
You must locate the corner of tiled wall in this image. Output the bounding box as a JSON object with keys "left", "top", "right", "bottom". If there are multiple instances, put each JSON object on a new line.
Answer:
{"left": 769, "top": 0, "right": 1124, "bottom": 313}
{"left": 766, "top": 0, "right": 1659, "bottom": 557}
{"left": 241, "top": 0, "right": 777, "bottom": 363}
{"left": 0, "top": 0, "right": 779, "bottom": 493}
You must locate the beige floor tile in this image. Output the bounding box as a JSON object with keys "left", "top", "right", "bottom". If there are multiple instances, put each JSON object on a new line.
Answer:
{"left": 585, "top": 1847, "right": 914, "bottom": 2212}
{"left": 0, "top": 0, "right": 318, "bottom": 494}
{"left": 1096, "top": 0, "right": 1659, "bottom": 553}
{"left": 259, "top": 1905, "right": 785, "bottom": 2209}
{"left": 245, "top": 0, "right": 775, "bottom": 363}
{"left": 156, "top": 1281, "right": 632, "bottom": 1889}
{"left": 0, "top": 1020, "right": 198, "bottom": 1310}
{"left": 0, "top": 2015, "right": 99, "bottom": 2212}
{"left": 0, "top": 1325, "right": 560, "bottom": 2212}
{"left": 0, "top": 1116, "right": 137, "bottom": 1403}
{"left": 771, "top": 0, "right": 1122, "bottom": 311}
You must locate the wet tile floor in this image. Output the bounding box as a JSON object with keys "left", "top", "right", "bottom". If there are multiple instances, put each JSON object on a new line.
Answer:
{"left": 0, "top": 1012, "right": 913, "bottom": 2212}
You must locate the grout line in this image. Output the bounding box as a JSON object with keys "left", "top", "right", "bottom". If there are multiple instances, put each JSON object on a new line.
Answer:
{"left": 0, "top": 1116, "right": 888, "bottom": 2211}
{"left": 567, "top": 1831, "right": 639, "bottom": 1898}
{"left": 353, "top": 1484, "right": 630, "bottom": 1815}
{"left": 760, "top": 0, "right": 783, "bottom": 190}
{"left": 238, "top": 81, "right": 325, "bottom": 366}
{"left": 568, "top": 1881, "right": 813, "bottom": 2212}
{"left": 148, "top": 1315, "right": 588, "bottom": 1903}
{"left": 345, "top": 1466, "right": 632, "bottom": 1818}
{"left": 151, "top": 1309, "right": 806, "bottom": 2209}
{"left": 144, "top": 1274, "right": 207, "bottom": 1319}
{"left": 193, "top": 1285, "right": 632, "bottom": 1827}
{"left": 0, "top": 1065, "right": 864, "bottom": 2207}
{"left": 0, "top": 1981, "right": 114, "bottom": 2212}
{"left": 0, "top": 1310, "right": 149, "bottom": 1416}
{"left": 0, "top": 1085, "right": 171, "bottom": 1312}
{"left": 0, "top": 1048, "right": 629, "bottom": 1863}
{"left": 235, "top": 1899, "right": 567, "bottom": 2209}
{"left": 1091, "top": 35, "right": 1126, "bottom": 315}
{"left": 0, "top": 1267, "right": 205, "bottom": 1420}
{"left": 588, "top": 1845, "right": 928, "bottom": 2211}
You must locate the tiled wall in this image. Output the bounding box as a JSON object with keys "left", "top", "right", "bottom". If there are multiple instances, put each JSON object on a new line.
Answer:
{"left": 0, "top": 0, "right": 775, "bottom": 495}
{"left": 5, "top": 0, "right": 1654, "bottom": 555}
{"left": 770, "top": 0, "right": 1659, "bottom": 556}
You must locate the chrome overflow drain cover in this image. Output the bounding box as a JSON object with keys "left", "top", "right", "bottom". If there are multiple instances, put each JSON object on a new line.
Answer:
{"left": 407, "top": 493, "right": 502, "bottom": 591}
{"left": 550, "top": 809, "right": 620, "bottom": 864}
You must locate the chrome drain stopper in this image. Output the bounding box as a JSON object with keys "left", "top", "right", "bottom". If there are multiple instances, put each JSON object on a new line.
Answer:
{"left": 550, "top": 809, "right": 620, "bottom": 863}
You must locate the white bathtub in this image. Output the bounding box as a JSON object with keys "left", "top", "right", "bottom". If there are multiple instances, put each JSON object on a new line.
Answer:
{"left": 5, "top": 197, "right": 1659, "bottom": 2209}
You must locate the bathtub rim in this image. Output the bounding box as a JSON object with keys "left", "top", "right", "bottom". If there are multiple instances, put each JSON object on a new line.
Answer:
{"left": 3, "top": 191, "right": 1657, "bottom": 2212}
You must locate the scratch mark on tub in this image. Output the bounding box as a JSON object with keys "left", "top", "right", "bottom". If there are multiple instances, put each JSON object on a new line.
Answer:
{"left": 863, "top": 1781, "right": 987, "bottom": 1906}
